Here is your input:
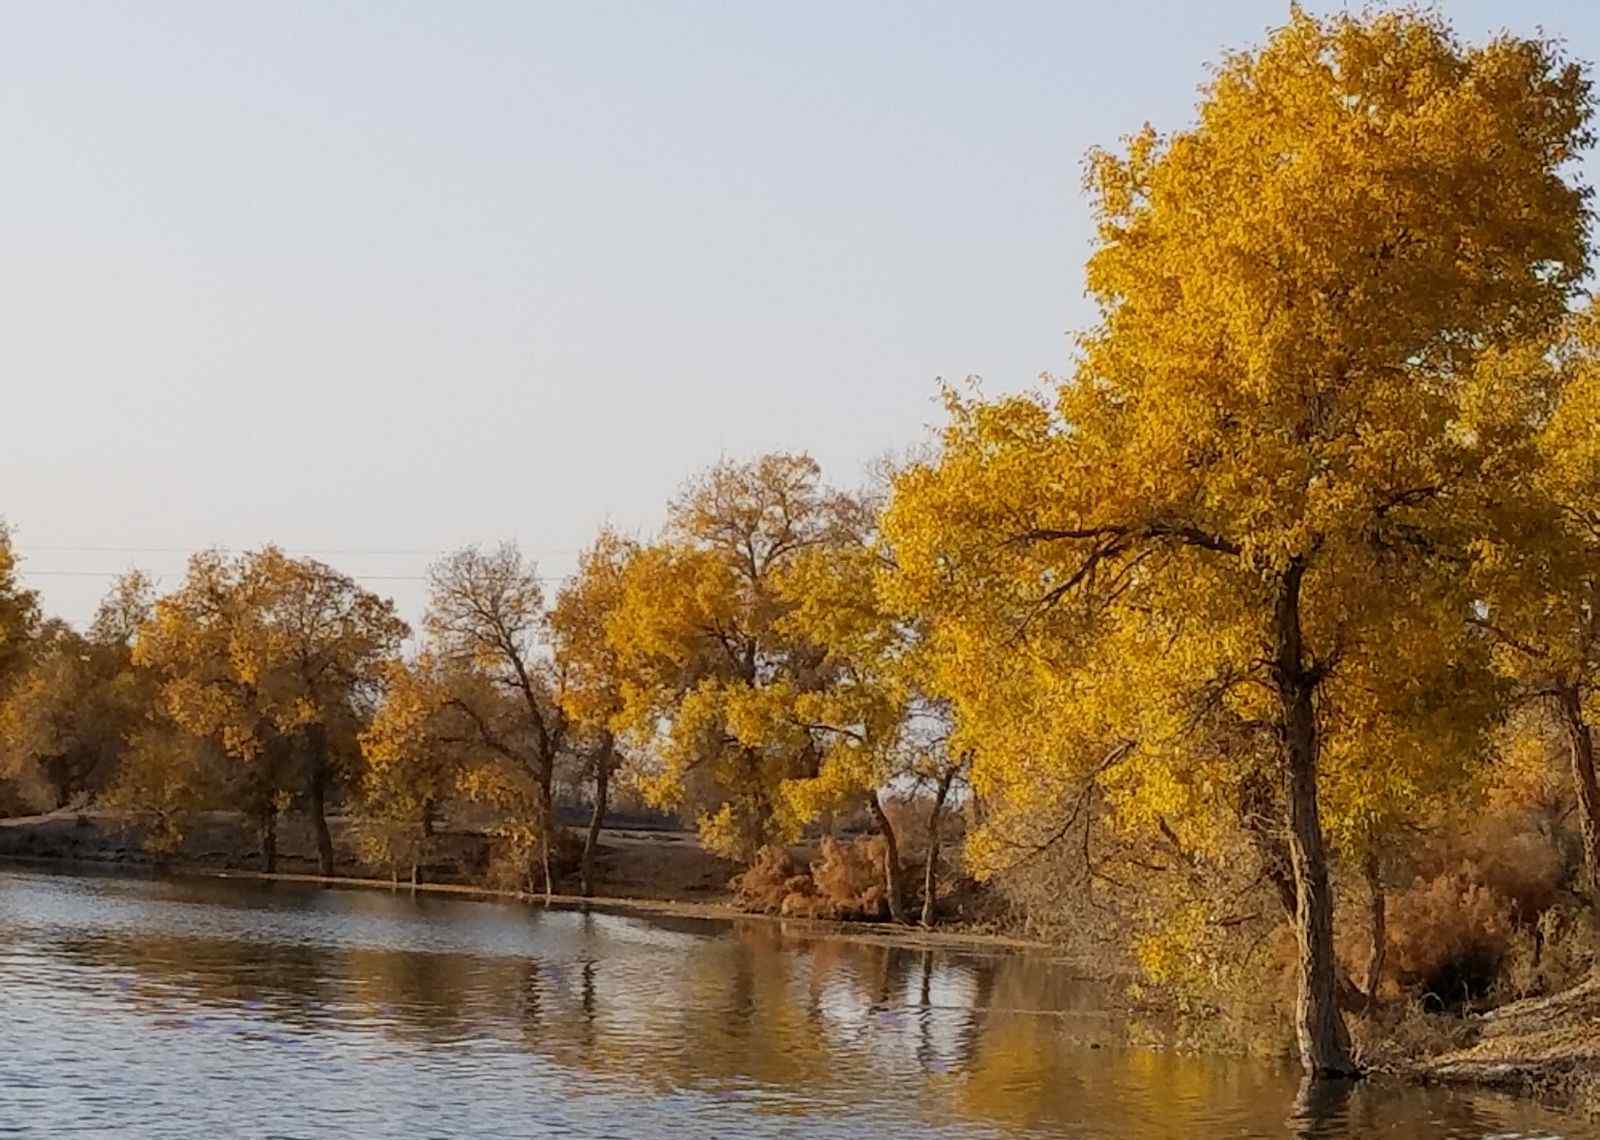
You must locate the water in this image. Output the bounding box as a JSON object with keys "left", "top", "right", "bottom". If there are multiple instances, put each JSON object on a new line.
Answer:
{"left": 0, "top": 867, "right": 1587, "bottom": 1138}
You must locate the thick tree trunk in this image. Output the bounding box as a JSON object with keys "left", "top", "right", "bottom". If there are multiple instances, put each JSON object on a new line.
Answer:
{"left": 1243, "top": 772, "right": 1369, "bottom": 1012}
{"left": 1558, "top": 687, "right": 1600, "bottom": 927}
{"left": 258, "top": 807, "right": 277, "bottom": 874}
{"left": 869, "top": 792, "right": 909, "bottom": 923}
{"left": 307, "top": 764, "right": 335, "bottom": 877}
{"left": 581, "top": 734, "right": 613, "bottom": 899}
{"left": 1273, "top": 562, "right": 1357, "bottom": 1078}
{"left": 921, "top": 770, "right": 955, "bottom": 927}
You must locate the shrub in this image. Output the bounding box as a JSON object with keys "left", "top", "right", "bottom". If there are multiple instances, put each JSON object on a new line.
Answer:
{"left": 809, "top": 836, "right": 888, "bottom": 920}
{"left": 1386, "top": 870, "right": 1514, "bottom": 1007}
{"left": 731, "top": 845, "right": 811, "bottom": 914}
{"left": 1499, "top": 905, "right": 1598, "bottom": 1000}
{"left": 731, "top": 838, "right": 893, "bottom": 921}
{"left": 1352, "top": 1001, "right": 1477, "bottom": 1072}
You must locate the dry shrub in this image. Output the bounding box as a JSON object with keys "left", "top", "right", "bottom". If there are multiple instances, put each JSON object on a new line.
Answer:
{"left": 1387, "top": 870, "right": 1514, "bottom": 1007}
{"left": 731, "top": 838, "right": 892, "bottom": 921}
{"left": 1499, "top": 906, "right": 1598, "bottom": 1000}
{"left": 1352, "top": 1001, "right": 1477, "bottom": 1072}
{"left": 1417, "top": 807, "right": 1567, "bottom": 925}
{"left": 731, "top": 845, "right": 812, "bottom": 914}
{"left": 1357, "top": 791, "right": 1572, "bottom": 1009}
{"left": 808, "top": 836, "right": 888, "bottom": 919}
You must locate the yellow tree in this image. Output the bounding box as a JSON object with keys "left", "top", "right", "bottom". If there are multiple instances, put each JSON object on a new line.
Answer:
{"left": 358, "top": 653, "right": 494, "bottom": 882}
{"left": 0, "top": 524, "right": 40, "bottom": 692}
{"left": 0, "top": 572, "right": 156, "bottom": 810}
{"left": 609, "top": 454, "right": 854, "bottom": 861}
{"left": 885, "top": 10, "right": 1589, "bottom": 1075}
{"left": 1468, "top": 311, "right": 1600, "bottom": 920}
{"left": 548, "top": 528, "right": 639, "bottom": 897}
{"left": 768, "top": 501, "right": 970, "bottom": 924}
{"left": 134, "top": 548, "right": 409, "bottom": 873}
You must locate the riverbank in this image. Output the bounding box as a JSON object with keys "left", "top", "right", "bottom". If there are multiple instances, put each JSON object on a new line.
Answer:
{"left": 1414, "top": 977, "right": 1600, "bottom": 1099}
{"left": 0, "top": 807, "right": 735, "bottom": 900}
{"left": 0, "top": 809, "right": 1064, "bottom": 960}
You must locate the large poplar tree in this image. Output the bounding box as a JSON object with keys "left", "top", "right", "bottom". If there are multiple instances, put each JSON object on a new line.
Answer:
{"left": 887, "top": 9, "right": 1591, "bottom": 1075}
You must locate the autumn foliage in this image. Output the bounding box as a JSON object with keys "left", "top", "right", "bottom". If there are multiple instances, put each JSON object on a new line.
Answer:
{"left": 1, "top": 6, "right": 1599, "bottom": 1082}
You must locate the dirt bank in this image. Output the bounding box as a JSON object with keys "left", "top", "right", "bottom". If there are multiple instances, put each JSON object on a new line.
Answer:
{"left": 1420, "top": 977, "right": 1600, "bottom": 1091}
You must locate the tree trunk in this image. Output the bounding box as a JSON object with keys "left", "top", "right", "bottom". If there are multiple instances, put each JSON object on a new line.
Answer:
{"left": 258, "top": 807, "right": 277, "bottom": 874}
{"left": 1558, "top": 686, "right": 1600, "bottom": 927}
{"left": 1273, "top": 561, "right": 1357, "bottom": 1078}
{"left": 540, "top": 783, "right": 556, "bottom": 904}
{"left": 1363, "top": 853, "right": 1385, "bottom": 1008}
{"left": 921, "top": 769, "right": 956, "bottom": 927}
{"left": 869, "top": 792, "right": 908, "bottom": 923}
{"left": 581, "top": 734, "right": 613, "bottom": 899}
{"left": 1243, "top": 771, "right": 1368, "bottom": 1012}
{"left": 307, "top": 765, "right": 335, "bottom": 877}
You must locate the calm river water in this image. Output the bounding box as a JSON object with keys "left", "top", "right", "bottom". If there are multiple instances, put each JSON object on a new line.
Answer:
{"left": 0, "top": 866, "right": 1590, "bottom": 1138}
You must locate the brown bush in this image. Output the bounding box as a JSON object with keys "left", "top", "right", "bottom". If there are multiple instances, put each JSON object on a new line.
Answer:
{"left": 1386, "top": 869, "right": 1515, "bottom": 1007}
{"left": 731, "top": 838, "right": 893, "bottom": 921}
{"left": 1414, "top": 807, "right": 1568, "bottom": 925}
{"left": 1343, "top": 797, "right": 1571, "bottom": 1007}
{"left": 731, "top": 845, "right": 812, "bottom": 914}
{"left": 1499, "top": 905, "right": 1599, "bottom": 1000}
{"left": 808, "top": 836, "right": 888, "bottom": 919}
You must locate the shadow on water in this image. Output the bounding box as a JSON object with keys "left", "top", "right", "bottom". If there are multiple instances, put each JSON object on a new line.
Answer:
{"left": 0, "top": 867, "right": 1585, "bottom": 1139}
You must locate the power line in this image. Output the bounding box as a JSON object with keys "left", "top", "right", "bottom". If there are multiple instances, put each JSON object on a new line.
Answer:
{"left": 23, "top": 544, "right": 585, "bottom": 557}
{"left": 21, "top": 569, "right": 572, "bottom": 582}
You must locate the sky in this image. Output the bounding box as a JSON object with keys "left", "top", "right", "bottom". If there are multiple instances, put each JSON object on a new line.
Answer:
{"left": 6, "top": 0, "right": 1599, "bottom": 630}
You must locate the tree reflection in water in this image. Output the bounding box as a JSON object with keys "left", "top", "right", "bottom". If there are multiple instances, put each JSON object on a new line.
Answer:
{"left": 2, "top": 870, "right": 1582, "bottom": 1139}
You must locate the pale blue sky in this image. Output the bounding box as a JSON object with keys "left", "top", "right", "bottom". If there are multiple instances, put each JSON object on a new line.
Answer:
{"left": 6, "top": 1, "right": 1598, "bottom": 628}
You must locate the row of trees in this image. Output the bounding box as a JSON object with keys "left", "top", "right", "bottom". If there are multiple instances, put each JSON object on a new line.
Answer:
{"left": 0, "top": 452, "right": 969, "bottom": 922}
{"left": 2, "top": 8, "right": 1598, "bottom": 1079}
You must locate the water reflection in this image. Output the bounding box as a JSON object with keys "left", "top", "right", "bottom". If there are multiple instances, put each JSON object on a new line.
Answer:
{"left": 0, "top": 867, "right": 1584, "bottom": 1139}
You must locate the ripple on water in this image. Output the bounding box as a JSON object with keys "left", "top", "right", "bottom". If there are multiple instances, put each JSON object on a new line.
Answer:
{"left": 0, "top": 867, "right": 1588, "bottom": 1139}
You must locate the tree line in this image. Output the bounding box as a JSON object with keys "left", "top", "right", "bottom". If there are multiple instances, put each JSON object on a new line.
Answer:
{"left": 1, "top": 9, "right": 1598, "bottom": 1079}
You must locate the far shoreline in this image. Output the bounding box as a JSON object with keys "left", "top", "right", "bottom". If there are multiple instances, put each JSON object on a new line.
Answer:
{"left": 0, "top": 846, "right": 1076, "bottom": 962}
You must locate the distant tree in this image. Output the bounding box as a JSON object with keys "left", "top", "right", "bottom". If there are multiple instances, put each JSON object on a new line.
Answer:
{"left": 358, "top": 653, "right": 476, "bottom": 883}
{"left": 133, "top": 548, "right": 408, "bottom": 873}
{"left": 0, "top": 523, "right": 40, "bottom": 693}
{"left": 609, "top": 454, "right": 857, "bottom": 861}
{"left": 406, "top": 543, "right": 569, "bottom": 895}
{"left": 754, "top": 489, "right": 970, "bottom": 924}
{"left": 0, "top": 572, "right": 155, "bottom": 810}
{"left": 548, "top": 529, "right": 639, "bottom": 897}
